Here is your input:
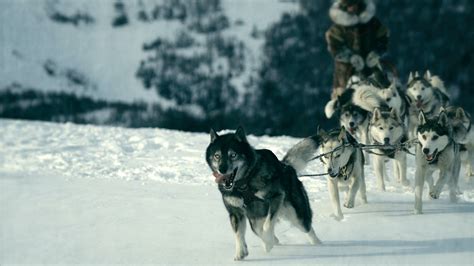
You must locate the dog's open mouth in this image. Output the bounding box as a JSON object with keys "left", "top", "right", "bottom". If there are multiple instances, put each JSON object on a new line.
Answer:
{"left": 425, "top": 149, "right": 438, "bottom": 162}
{"left": 213, "top": 168, "right": 238, "bottom": 190}
{"left": 349, "top": 127, "right": 357, "bottom": 134}
{"left": 416, "top": 99, "right": 424, "bottom": 108}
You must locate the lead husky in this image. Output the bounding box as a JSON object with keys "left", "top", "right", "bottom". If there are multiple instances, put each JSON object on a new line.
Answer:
{"left": 406, "top": 70, "right": 450, "bottom": 139}
{"left": 205, "top": 127, "right": 321, "bottom": 260}
{"left": 414, "top": 111, "right": 459, "bottom": 214}
{"left": 369, "top": 108, "right": 410, "bottom": 190}
{"left": 319, "top": 127, "right": 367, "bottom": 220}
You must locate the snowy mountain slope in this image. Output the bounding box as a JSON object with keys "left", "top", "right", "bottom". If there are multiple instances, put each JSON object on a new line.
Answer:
{"left": 0, "top": 0, "right": 298, "bottom": 104}
{"left": 1, "top": 119, "right": 474, "bottom": 264}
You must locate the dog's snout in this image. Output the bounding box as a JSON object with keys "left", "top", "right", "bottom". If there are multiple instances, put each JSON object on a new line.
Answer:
{"left": 416, "top": 95, "right": 422, "bottom": 100}
{"left": 218, "top": 164, "right": 228, "bottom": 174}
{"left": 327, "top": 167, "right": 332, "bottom": 173}
{"left": 386, "top": 97, "right": 391, "bottom": 102}
{"left": 423, "top": 148, "right": 430, "bottom": 155}
{"left": 384, "top": 137, "right": 390, "bottom": 144}
{"left": 349, "top": 122, "right": 355, "bottom": 127}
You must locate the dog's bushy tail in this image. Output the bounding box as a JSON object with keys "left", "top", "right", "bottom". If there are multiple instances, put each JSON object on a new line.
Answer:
{"left": 282, "top": 135, "right": 321, "bottom": 173}
{"left": 430, "top": 75, "right": 449, "bottom": 96}
{"left": 324, "top": 99, "right": 337, "bottom": 118}
{"left": 352, "top": 84, "right": 386, "bottom": 112}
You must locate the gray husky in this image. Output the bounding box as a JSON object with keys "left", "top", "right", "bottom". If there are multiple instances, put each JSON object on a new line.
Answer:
{"left": 319, "top": 127, "right": 367, "bottom": 220}
{"left": 369, "top": 108, "right": 410, "bottom": 191}
{"left": 444, "top": 106, "right": 474, "bottom": 179}
{"left": 406, "top": 70, "right": 449, "bottom": 139}
{"left": 414, "top": 111, "right": 459, "bottom": 214}
{"left": 205, "top": 127, "right": 321, "bottom": 260}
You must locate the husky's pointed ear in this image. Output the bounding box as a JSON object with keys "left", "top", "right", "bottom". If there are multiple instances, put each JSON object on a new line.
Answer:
{"left": 414, "top": 71, "right": 420, "bottom": 78}
{"left": 372, "top": 108, "right": 381, "bottom": 123}
{"left": 456, "top": 107, "right": 466, "bottom": 119}
{"left": 235, "top": 126, "right": 247, "bottom": 142}
{"left": 390, "top": 108, "right": 399, "bottom": 119}
{"left": 389, "top": 81, "right": 397, "bottom": 91}
{"left": 210, "top": 128, "right": 219, "bottom": 143}
{"left": 438, "top": 111, "right": 448, "bottom": 127}
{"left": 424, "top": 70, "right": 432, "bottom": 81}
{"left": 408, "top": 72, "right": 414, "bottom": 84}
{"left": 418, "top": 111, "right": 427, "bottom": 125}
{"left": 338, "top": 126, "right": 347, "bottom": 141}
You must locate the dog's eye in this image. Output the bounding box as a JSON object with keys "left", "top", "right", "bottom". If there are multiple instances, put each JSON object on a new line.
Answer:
{"left": 422, "top": 135, "right": 427, "bottom": 140}
{"left": 432, "top": 135, "right": 439, "bottom": 140}
{"left": 335, "top": 154, "right": 341, "bottom": 158}
{"left": 379, "top": 127, "right": 383, "bottom": 130}
{"left": 393, "top": 93, "right": 397, "bottom": 97}
{"left": 229, "top": 152, "right": 237, "bottom": 159}
{"left": 389, "top": 127, "right": 394, "bottom": 130}
{"left": 421, "top": 87, "right": 425, "bottom": 91}
{"left": 214, "top": 154, "right": 221, "bottom": 160}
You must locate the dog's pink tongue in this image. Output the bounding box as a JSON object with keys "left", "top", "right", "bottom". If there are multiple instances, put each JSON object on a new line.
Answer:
{"left": 426, "top": 154, "right": 433, "bottom": 161}
{"left": 213, "top": 172, "right": 225, "bottom": 183}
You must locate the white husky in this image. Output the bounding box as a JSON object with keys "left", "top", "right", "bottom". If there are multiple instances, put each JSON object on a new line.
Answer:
{"left": 319, "top": 127, "right": 367, "bottom": 220}
{"left": 369, "top": 108, "right": 410, "bottom": 191}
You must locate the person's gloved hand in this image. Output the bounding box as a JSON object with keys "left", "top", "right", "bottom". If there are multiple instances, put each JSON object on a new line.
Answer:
{"left": 366, "top": 51, "right": 380, "bottom": 68}
{"left": 350, "top": 54, "right": 364, "bottom": 71}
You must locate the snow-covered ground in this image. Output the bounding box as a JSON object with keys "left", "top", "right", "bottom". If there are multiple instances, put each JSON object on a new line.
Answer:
{"left": 1, "top": 119, "right": 474, "bottom": 264}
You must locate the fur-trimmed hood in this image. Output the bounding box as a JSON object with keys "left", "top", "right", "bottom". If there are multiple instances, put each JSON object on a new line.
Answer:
{"left": 330, "top": 0, "right": 376, "bottom": 26}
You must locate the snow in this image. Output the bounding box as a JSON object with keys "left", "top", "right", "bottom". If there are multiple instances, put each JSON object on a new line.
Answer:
{"left": 1, "top": 119, "right": 474, "bottom": 264}
{"left": 0, "top": 0, "right": 298, "bottom": 105}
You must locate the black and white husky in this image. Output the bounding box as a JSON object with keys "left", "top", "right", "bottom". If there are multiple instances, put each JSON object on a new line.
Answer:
{"left": 369, "top": 108, "right": 410, "bottom": 191}
{"left": 414, "top": 111, "right": 459, "bottom": 214}
{"left": 205, "top": 127, "right": 321, "bottom": 260}
{"left": 318, "top": 127, "right": 367, "bottom": 220}
{"left": 406, "top": 71, "right": 449, "bottom": 139}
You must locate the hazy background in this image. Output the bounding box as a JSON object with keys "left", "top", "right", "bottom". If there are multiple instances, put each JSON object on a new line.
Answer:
{"left": 1, "top": 0, "right": 473, "bottom": 137}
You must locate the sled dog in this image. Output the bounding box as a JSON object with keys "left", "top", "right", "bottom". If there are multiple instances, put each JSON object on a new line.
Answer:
{"left": 369, "top": 108, "right": 410, "bottom": 190}
{"left": 444, "top": 106, "right": 474, "bottom": 178}
{"left": 325, "top": 76, "right": 387, "bottom": 162}
{"left": 205, "top": 127, "right": 321, "bottom": 260}
{"left": 414, "top": 111, "right": 459, "bottom": 214}
{"left": 406, "top": 70, "right": 449, "bottom": 139}
{"left": 377, "top": 81, "right": 409, "bottom": 122}
{"left": 319, "top": 127, "right": 367, "bottom": 220}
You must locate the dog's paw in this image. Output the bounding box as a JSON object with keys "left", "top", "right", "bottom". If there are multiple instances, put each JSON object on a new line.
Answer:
{"left": 234, "top": 252, "right": 247, "bottom": 261}
{"left": 330, "top": 213, "right": 344, "bottom": 221}
{"left": 401, "top": 179, "right": 410, "bottom": 186}
{"left": 449, "top": 193, "right": 459, "bottom": 203}
{"left": 413, "top": 208, "right": 423, "bottom": 215}
{"left": 429, "top": 191, "right": 439, "bottom": 199}
{"left": 263, "top": 241, "right": 274, "bottom": 253}
{"left": 234, "top": 245, "right": 249, "bottom": 260}
{"left": 344, "top": 201, "right": 354, "bottom": 208}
